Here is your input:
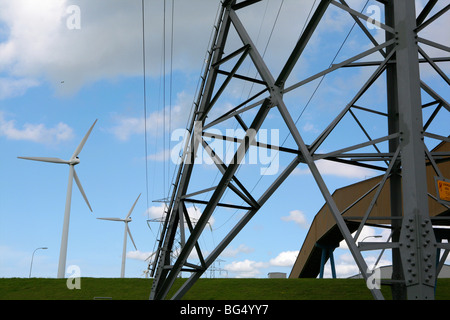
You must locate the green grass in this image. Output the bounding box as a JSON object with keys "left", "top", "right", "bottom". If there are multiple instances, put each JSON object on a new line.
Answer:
{"left": 1, "top": 278, "right": 449, "bottom": 300}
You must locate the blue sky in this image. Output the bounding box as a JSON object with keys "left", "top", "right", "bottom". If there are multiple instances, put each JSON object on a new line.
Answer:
{"left": 0, "top": 0, "right": 449, "bottom": 282}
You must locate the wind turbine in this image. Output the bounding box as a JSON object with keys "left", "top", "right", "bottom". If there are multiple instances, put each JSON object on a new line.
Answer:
{"left": 18, "top": 119, "right": 97, "bottom": 278}
{"left": 98, "top": 194, "right": 140, "bottom": 278}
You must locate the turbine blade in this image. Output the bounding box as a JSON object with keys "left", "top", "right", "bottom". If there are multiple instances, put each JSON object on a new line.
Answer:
{"left": 126, "top": 224, "right": 137, "bottom": 250}
{"left": 71, "top": 119, "right": 97, "bottom": 159}
{"left": 97, "top": 217, "right": 124, "bottom": 222}
{"left": 73, "top": 168, "right": 93, "bottom": 212}
{"left": 17, "top": 157, "right": 69, "bottom": 164}
{"left": 126, "top": 193, "right": 141, "bottom": 219}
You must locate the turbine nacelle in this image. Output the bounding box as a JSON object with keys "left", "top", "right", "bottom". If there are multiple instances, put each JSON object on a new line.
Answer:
{"left": 17, "top": 120, "right": 97, "bottom": 215}
{"left": 69, "top": 157, "right": 81, "bottom": 166}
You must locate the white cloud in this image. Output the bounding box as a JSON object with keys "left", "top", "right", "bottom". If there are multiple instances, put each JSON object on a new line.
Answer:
{"left": 324, "top": 226, "right": 393, "bottom": 278}
{"left": 224, "top": 259, "right": 268, "bottom": 278}
{"left": 146, "top": 203, "right": 167, "bottom": 220}
{"left": 126, "top": 250, "right": 153, "bottom": 261}
{"left": 339, "top": 226, "right": 390, "bottom": 249}
{"left": 147, "top": 149, "right": 171, "bottom": 162}
{"left": 332, "top": 254, "right": 361, "bottom": 278}
{"left": 0, "top": 0, "right": 219, "bottom": 97}
{"left": 109, "top": 91, "right": 193, "bottom": 141}
{"left": 322, "top": 251, "right": 392, "bottom": 279}
{"left": 269, "top": 251, "right": 299, "bottom": 267}
{"left": 223, "top": 250, "right": 299, "bottom": 277}
{"left": 0, "top": 78, "right": 40, "bottom": 99}
{"left": 281, "top": 210, "right": 309, "bottom": 229}
{"left": 0, "top": 112, "right": 74, "bottom": 144}
{"left": 0, "top": 0, "right": 446, "bottom": 100}
{"left": 221, "top": 228, "right": 391, "bottom": 278}
{"left": 302, "top": 122, "right": 318, "bottom": 133}
{"left": 221, "top": 244, "right": 254, "bottom": 258}
{"left": 293, "top": 159, "right": 376, "bottom": 179}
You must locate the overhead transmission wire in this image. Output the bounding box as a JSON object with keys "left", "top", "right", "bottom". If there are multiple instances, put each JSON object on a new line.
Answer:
{"left": 150, "top": 0, "right": 180, "bottom": 267}
{"left": 158, "top": 0, "right": 175, "bottom": 205}
{"left": 141, "top": 0, "right": 150, "bottom": 219}
{"left": 168, "top": 0, "right": 174, "bottom": 204}
{"left": 163, "top": 0, "right": 167, "bottom": 200}
{"left": 165, "top": 1, "right": 224, "bottom": 197}
{"left": 155, "top": 2, "right": 226, "bottom": 258}
{"left": 214, "top": 0, "right": 371, "bottom": 230}
{"left": 151, "top": 2, "right": 225, "bottom": 262}
{"left": 255, "top": 0, "right": 371, "bottom": 181}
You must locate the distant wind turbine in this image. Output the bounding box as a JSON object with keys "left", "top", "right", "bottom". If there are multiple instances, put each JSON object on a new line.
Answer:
{"left": 18, "top": 119, "right": 97, "bottom": 278}
{"left": 98, "top": 194, "right": 140, "bottom": 278}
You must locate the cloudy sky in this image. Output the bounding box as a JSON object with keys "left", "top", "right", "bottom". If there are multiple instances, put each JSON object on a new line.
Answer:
{"left": 0, "top": 0, "right": 449, "bottom": 283}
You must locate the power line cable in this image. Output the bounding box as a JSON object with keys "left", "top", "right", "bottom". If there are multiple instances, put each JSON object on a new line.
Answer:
{"left": 215, "top": 0, "right": 371, "bottom": 229}
{"left": 168, "top": 0, "right": 174, "bottom": 203}
{"left": 163, "top": 0, "right": 167, "bottom": 199}
{"left": 141, "top": 0, "right": 150, "bottom": 217}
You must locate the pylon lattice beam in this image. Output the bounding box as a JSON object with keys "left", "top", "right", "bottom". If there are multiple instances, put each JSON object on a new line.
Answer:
{"left": 149, "top": 0, "right": 450, "bottom": 300}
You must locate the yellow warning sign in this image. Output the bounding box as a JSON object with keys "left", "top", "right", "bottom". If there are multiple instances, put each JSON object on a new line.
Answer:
{"left": 438, "top": 180, "right": 450, "bottom": 202}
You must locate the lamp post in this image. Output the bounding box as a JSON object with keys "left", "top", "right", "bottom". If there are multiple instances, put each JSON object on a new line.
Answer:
{"left": 361, "top": 235, "right": 382, "bottom": 243}
{"left": 29, "top": 247, "right": 48, "bottom": 278}
{"left": 359, "top": 235, "right": 384, "bottom": 272}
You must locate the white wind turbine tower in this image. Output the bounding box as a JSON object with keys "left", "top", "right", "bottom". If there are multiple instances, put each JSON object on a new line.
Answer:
{"left": 98, "top": 194, "right": 140, "bottom": 278}
{"left": 18, "top": 119, "right": 97, "bottom": 278}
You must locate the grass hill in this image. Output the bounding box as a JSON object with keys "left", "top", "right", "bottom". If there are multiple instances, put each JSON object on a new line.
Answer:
{"left": 1, "top": 278, "right": 450, "bottom": 300}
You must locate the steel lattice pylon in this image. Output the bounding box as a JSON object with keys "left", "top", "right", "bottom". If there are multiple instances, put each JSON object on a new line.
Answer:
{"left": 149, "top": 0, "right": 450, "bottom": 300}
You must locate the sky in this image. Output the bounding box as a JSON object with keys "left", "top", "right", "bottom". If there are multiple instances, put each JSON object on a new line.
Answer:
{"left": 0, "top": 0, "right": 449, "bottom": 284}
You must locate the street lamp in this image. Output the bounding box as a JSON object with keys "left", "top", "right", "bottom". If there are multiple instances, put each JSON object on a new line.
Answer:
{"left": 360, "top": 235, "right": 383, "bottom": 270}
{"left": 360, "top": 235, "right": 382, "bottom": 243}
{"left": 29, "top": 247, "right": 48, "bottom": 278}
